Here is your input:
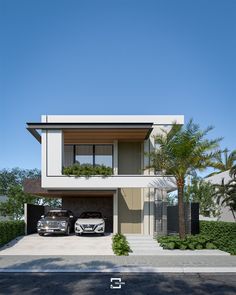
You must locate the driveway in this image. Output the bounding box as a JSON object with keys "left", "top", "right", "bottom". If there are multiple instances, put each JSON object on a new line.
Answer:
{"left": 0, "top": 233, "right": 114, "bottom": 256}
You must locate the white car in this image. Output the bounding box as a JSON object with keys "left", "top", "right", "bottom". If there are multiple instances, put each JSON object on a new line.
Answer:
{"left": 75, "top": 211, "right": 105, "bottom": 235}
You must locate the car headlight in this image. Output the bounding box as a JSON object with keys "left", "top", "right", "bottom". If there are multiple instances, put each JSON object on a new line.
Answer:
{"left": 37, "top": 221, "right": 43, "bottom": 226}
{"left": 60, "top": 221, "right": 67, "bottom": 227}
{"left": 97, "top": 223, "right": 104, "bottom": 227}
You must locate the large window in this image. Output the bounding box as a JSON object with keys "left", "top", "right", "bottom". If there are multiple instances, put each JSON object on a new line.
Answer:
{"left": 74, "top": 144, "right": 113, "bottom": 168}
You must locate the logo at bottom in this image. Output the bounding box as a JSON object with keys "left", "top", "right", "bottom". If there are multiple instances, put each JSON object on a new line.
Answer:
{"left": 110, "top": 278, "right": 126, "bottom": 289}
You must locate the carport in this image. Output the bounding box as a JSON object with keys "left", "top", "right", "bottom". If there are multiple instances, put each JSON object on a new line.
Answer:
{"left": 62, "top": 191, "right": 114, "bottom": 233}
{"left": 24, "top": 178, "right": 116, "bottom": 235}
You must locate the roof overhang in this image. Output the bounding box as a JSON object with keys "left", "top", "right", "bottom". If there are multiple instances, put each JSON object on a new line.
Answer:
{"left": 23, "top": 178, "right": 116, "bottom": 197}
{"left": 26, "top": 122, "right": 153, "bottom": 143}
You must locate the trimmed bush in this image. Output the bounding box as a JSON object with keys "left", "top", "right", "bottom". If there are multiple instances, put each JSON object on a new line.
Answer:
{"left": 200, "top": 221, "right": 236, "bottom": 255}
{"left": 63, "top": 164, "right": 113, "bottom": 177}
{"left": 157, "top": 234, "right": 217, "bottom": 250}
{"left": 0, "top": 220, "right": 25, "bottom": 247}
{"left": 112, "top": 234, "right": 132, "bottom": 256}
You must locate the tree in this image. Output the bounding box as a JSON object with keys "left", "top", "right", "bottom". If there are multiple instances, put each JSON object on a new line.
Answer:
{"left": 0, "top": 186, "right": 36, "bottom": 220}
{"left": 206, "top": 149, "right": 236, "bottom": 177}
{"left": 166, "top": 192, "right": 177, "bottom": 206}
{"left": 213, "top": 166, "right": 236, "bottom": 221}
{"left": 230, "top": 164, "right": 236, "bottom": 178}
{"left": 0, "top": 167, "right": 40, "bottom": 195}
{"left": 149, "top": 120, "right": 221, "bottom": 239}
{"left": 184, "top": 176, "right": 220, "bottom": 217}
{"left": 0, "top": 168, "right": 61, "bottom": 219}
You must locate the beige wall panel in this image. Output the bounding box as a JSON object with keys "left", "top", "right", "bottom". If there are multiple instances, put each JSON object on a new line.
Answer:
{"left": 118, "top": 188, "right": 142, "bottom": 234}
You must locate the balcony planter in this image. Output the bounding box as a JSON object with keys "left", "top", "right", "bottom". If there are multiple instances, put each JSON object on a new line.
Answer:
{"left": 63, "top": 164, "right": 113, "bottom": 178}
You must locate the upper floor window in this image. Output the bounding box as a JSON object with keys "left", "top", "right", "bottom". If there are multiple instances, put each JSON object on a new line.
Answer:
{"left": 68, "top": 144, "right": 113, "bottom": 168}
{"left": 94, "top": 145, "right": 113, "bottom": 167}
{"left": 76, "top": 145, "right": 93, "bottom": 165}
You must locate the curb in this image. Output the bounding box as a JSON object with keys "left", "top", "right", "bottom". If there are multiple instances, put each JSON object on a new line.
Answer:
{"left": 0, "top": 267, "right": 236, "bottom": 273}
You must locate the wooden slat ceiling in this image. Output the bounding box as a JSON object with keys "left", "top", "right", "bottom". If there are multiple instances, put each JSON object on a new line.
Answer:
{"left": 63, "top": 128, "right": 150, "bottom": 144}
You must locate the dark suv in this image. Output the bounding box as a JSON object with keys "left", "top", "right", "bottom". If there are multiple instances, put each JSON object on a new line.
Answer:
{"left": 37, "top": 209, "right": 75, "bottom": 236}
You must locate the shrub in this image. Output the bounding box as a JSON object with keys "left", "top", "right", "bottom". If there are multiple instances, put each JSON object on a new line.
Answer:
{"left": 157, "top": 234, "right": 217, "bottom": 250}
{"left": 112, "top": 234, "right": 132, "bottom": 256}
{"left": 206, "top": 242, "right": 217, "bottom": 250}
{"left": 196, "top": 244, "right": 203, "bottom": 250}
{"left": 158, "top": 221, "right": 236, "bottom": 254}
{"left": 63, "top": 164, "right": 113, "bottom": 177}
{"left": 0, "top": 220, "right": 25, "bottom": 247}
{"left": 200, "top": 221, "right": 236, "bottom": 255}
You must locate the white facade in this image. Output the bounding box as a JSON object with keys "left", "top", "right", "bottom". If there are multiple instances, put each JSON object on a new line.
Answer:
{"left": 28, "top": 115, "right": 184, "bottom": 235}
{"left": 40, "top": 115, "right": 183, "bottom": 190}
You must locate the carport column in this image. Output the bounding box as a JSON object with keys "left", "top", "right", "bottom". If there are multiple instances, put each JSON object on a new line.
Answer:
{"left": 113, "top": 190, "right": 118, "bottom": 234}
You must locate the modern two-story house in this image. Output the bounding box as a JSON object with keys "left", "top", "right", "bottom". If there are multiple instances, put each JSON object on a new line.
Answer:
{"left": 25, "top": 115, "right": 185, "bottom": 235}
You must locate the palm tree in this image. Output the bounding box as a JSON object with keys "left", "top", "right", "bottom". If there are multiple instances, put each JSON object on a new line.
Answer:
{"left": 213, "top": 178, "right": 236, "bottom": 221}
{"left": 206, "top": 149, "right": 236, "bottom": 177}
{"left": 230, "top": 164, "right": 236, "bottom": 179}
{"left": 149, "top": 120, "right": 221, "bottom": 239}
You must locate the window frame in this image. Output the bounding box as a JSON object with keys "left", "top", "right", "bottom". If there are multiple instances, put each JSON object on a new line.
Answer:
{"left": 64, "top": 144, "right": 114, "bottom": 169}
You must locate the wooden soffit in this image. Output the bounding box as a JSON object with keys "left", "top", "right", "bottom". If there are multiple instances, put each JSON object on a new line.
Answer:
{"left": 63, "top": 128, "right": 151, "bottom": 144}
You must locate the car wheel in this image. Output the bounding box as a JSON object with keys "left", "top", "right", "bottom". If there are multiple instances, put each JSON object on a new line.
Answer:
{"left": 38, "top": 233, "right": 44, "bottom": 236}
{"left": 66, "top": 226, "right": 70, "bottom": 236}
{"left": 100, "top": 233, "right": 105, "bottom": 236}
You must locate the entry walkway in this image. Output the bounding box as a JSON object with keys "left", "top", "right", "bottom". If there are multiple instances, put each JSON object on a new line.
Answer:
{"left": 0, "top": 233, "right": 114, "bottom": 256}
{"left": 126, "top": 234, "right": 164, "bottom": 255}
{"left": 125, "top": 234, "right": 230, "bottom": 256}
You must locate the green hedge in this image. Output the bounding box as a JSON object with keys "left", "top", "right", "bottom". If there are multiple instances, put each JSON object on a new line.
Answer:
{"left": 112, "top": 234, "right": 132, "bottom": 256}
{"left": 200, "top": 221, "right": 236, "bottom": 255}
{"left": 0, "top": 220, "right": 25, "bottom": 247}
{"left": 63, "top": 164, "right": 113, "bottom": 177}
{"left": 158, "top": 234, "right": 217, "bottom": 250}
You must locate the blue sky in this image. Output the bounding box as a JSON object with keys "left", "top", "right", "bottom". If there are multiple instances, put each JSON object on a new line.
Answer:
{"left": 1, "top": 0, "right": 235, "bottom": 170}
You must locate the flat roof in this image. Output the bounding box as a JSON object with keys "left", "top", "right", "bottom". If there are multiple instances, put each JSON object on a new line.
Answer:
{"left": 41, "top": 115, "right": 184, "bottom": 125}
{"left": 26, "top": 115, "right": 184, "bottom": 142}
{"left": 26, "top": 123, "right": 153, "bottom": 143}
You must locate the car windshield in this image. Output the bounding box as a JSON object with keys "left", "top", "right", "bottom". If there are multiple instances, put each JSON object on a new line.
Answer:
{"left": 45, "top": 211, "right": 69, "bottom": 218}
{"left": 79, "top": 212, "right": 102, "bottom": 218}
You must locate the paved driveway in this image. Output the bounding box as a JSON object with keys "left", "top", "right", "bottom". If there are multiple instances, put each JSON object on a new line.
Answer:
{"left": 0, "top": 233, "right": 114, "bottom": 256}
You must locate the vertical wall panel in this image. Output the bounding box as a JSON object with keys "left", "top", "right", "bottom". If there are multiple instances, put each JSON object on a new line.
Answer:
{"left": 118, "top": 142, "right": 141, "bottom": 175}
{"left": 47, "top": 130, "right": 63, "bottom": 176}
{"left": 118, "top": 188, "right": 142, "bottom": 233}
